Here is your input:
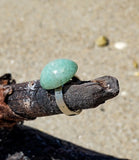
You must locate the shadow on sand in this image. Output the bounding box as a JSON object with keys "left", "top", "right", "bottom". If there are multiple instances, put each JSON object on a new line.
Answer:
{"left": 0, "top": 125, "right": 128, "bottom": 160}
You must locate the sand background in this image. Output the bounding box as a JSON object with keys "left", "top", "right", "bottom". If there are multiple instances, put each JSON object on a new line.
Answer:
{"left": 0, "top": 0, "right": 138, "bottom": 159}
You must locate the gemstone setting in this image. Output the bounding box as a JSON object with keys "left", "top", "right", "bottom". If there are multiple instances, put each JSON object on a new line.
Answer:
{"left": 40, "top": 59, "right": 78, "bottom": 90}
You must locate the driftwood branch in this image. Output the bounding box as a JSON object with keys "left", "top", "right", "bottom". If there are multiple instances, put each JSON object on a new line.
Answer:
{"left": 0, "top": 74, "right": 119, "bottom": 127}
{"left": 7, "top": 76, "right": 119, "bottom": 118}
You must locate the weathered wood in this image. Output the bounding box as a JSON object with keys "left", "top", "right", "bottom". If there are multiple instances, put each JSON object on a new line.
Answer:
{"left": 7, "top": 76, "right": 119, "bottom": 119}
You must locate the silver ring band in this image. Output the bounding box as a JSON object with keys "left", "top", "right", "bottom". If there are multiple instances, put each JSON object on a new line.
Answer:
{"left": 55, "top": 86, "right": 82, "bottom": 116}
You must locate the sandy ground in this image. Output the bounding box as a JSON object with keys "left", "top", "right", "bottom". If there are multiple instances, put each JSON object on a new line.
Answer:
{"left": 0, "top": 0, "right": 138, "bottom": 159}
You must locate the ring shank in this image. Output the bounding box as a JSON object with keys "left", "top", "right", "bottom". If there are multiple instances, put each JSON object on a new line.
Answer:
{"left": 55, "top": 86, "right": 82, "bottom": 116}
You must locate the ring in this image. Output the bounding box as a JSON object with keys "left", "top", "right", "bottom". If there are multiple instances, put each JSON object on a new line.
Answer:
{"left": 55, "top": 86, "right": 82, "bottom": 116}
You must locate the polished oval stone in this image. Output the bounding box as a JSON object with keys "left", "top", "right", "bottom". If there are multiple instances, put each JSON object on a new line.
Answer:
{"left": 40, "top": 59, "right": 78, "bottom": 89}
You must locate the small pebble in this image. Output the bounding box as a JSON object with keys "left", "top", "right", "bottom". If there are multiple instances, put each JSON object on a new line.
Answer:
{"left": 10, "top": 60, "right": 14, "bottom": 64}
{"left": 114, "top": 42, "right": 127, "bottom": 50}
{"left": 133, "top": 60, "right": 138, "bottom": 69}
{"left": 134, "top": 72, "right": 139, "bottom": 77}
{"left": 132, "top": 138, "right": 138, "bottom": 144}
{"left": 95, "top": 36, "right": 109, "bottom": 47}
{"left": 78, "top": 135, "right": 82, "bottom": 139}
{"left": 100, "top": 107, "right": 105, "bottom": 112}
{"left": 121, "top": 91, "right": 127, "bottom": 97}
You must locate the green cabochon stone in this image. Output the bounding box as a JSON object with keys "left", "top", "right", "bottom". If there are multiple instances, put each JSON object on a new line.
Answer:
{"left": 40, "top": 59, "right": 78, "bottom": 90}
